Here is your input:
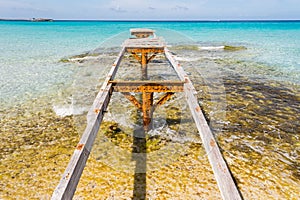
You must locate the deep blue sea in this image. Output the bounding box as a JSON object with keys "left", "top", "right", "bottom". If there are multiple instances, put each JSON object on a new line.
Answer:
{"left": 0, "top": 21, "right": 299, "bottom": 108}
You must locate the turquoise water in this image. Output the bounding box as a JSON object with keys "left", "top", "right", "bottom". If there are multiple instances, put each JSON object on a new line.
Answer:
{"left": 0, "top": 21, "right": 299, "bottom": 108}
{"left": 1, "top": 21, "right": 300, "bottom": 199}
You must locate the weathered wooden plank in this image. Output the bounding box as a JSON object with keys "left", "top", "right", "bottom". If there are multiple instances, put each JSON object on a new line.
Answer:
{"left": 109, "top": 80, "right": 185, "bottom": 85}
{"left": 98, "top": 47, "right": 126, "bottom": 92}
{"left": 109, "top": 80, "right": 184, "bottom": 93}
{"left": 123, "top": 37, "right": 165, "bottom": 49}
{"left": 130, "top": 28, "right": 155, "bottom": 34}
{"left": 51, "top": 47, "right": 125, "bottom": 200}
{"left": 164, "top": 48, "right": 242, "bottom": 200}
{"left": 164, "top": 48, "right": 197, "bottom": 94}
{"left": 126, "top": 48, "right": 165, "bottom": 54}
{"left": 51, "top": 84, "right": 112, "bottom": 200}
{"left": 130, "top": 28, "right": 155, "bottom": 38}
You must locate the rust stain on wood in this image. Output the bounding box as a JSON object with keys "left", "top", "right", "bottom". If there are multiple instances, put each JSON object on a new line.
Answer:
{"left": 218, "top": 163, "right": 222, "bottom": 169}
{"left": 76, "top": 144, "right": 84, "bottom": 150}
{"left": 210, "top": 139, "right": 216, "bottom": 147}
{"left": 65, "top": 173, "right": 70, "bottom": 180}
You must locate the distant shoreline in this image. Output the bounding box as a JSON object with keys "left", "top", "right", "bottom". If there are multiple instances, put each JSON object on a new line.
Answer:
{"left": 0, "top": 18, "right": 53, "bottom": 22}
{"left": 1, "top": 18, "right": 300, "bottom": 23}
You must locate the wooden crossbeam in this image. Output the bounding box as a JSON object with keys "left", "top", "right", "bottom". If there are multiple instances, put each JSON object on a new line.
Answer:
{"left": 109, "top": 80, "right": 184, "bottom": 93}
{"left": 126, "top": 48, "right": 164, "bottom": 54}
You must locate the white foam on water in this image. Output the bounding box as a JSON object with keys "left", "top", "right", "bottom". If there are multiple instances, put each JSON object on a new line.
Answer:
{"left": 198, "top": 46, "right": 225, "bottom": 50}
{"left": 52, "top": 104, "right": 88, "bottom": 117}
{"left": 148, "top": 126, "right": 200, "bottom": 144}
{"left": 173, "top": 55, "right": 199, "bottom": 62}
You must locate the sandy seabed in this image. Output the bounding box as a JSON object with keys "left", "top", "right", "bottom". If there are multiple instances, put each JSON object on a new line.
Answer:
{"left": 1, "top": 48, "right": 300, "bottom": 199}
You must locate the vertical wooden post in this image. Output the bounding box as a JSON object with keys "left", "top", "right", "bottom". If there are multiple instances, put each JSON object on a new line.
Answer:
{"left": 142, "top": 92, "right": 153, "bottom": 132}
{"left": 140, "top": 49, "right": 153, "bottom": 131}
{"left": 141, "top": 50, "right": 148, "bottom": 80}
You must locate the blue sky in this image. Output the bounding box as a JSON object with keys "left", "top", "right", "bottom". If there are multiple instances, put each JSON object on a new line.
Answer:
{"left": 0, "top": 0, "right": 299, "bottom": 20}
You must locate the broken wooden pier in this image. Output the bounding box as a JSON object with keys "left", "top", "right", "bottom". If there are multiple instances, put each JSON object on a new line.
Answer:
{"left": 52, "top": 28, "right": 242, "bottom": 200}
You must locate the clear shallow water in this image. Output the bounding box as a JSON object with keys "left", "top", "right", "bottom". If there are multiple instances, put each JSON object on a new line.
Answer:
{"left": 0, "top": 20, "right": 299, "bottom": 109}
{"left": 0, "top": 21, "right": 300, "bottom": 199}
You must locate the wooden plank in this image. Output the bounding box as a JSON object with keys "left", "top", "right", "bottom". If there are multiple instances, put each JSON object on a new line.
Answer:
{"left": 164, "top": 48, "right": 242, "bottom": 200}
{"left": 164, "top": 48, "right": 197, "bottom": 94}
{"left": 126, "top": 48, "right": 165, "bottom": 54}
{"left": 51, "top": 47, "right": 125, "bottom": 200}
{"left": 130, "top": 28, "right": 155, "bottom": 39}
{"left": 109, "top": 80, "right": 185, "bottom": 85}
{"left": 130, "top": 28, "right": 155, "bottom": 34}
{"left": 98, "top": 47, "right": 126, "bottom": 92}
{"left": 109, "top": 80, "right": 184, "bottom": 93}
{"left": 123, "top": 37, "right": 165, "bottom": 49}
{"left": 52, "top": 84, "right": 112, "bottom": 200}
{"left": 130, "top": 28, "right": 155, "bottom": 38}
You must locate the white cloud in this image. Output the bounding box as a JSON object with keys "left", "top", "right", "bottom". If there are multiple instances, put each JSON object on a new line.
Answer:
{"left": 1, "top": 0, "right": 299, "bottom": 20}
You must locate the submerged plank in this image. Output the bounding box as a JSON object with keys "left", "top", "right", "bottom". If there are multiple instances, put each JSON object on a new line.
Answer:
{"left": 165, "top": 48, "right": 242, "bottom": 200}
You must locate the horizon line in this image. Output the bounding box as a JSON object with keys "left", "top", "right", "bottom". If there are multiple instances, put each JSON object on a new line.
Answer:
{"left": 1, "top": 18, "right": 300, "bottom": 22}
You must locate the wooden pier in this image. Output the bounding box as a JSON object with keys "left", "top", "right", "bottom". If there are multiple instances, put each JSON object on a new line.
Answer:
{"left": 52, "top": 29, "right": 242, "bottom": 200}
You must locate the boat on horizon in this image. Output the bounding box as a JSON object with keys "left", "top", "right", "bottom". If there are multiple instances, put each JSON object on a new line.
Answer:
{"left": 31, "top": 18, "right": 53, "bottom": 22}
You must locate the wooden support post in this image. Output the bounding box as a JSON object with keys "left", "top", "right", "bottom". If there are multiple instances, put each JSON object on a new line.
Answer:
{"left": 141, "top": 50, "right": 148, "bottom": 80}
{"left": 142, "top": 92, "right": 153, "bottom": 132}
